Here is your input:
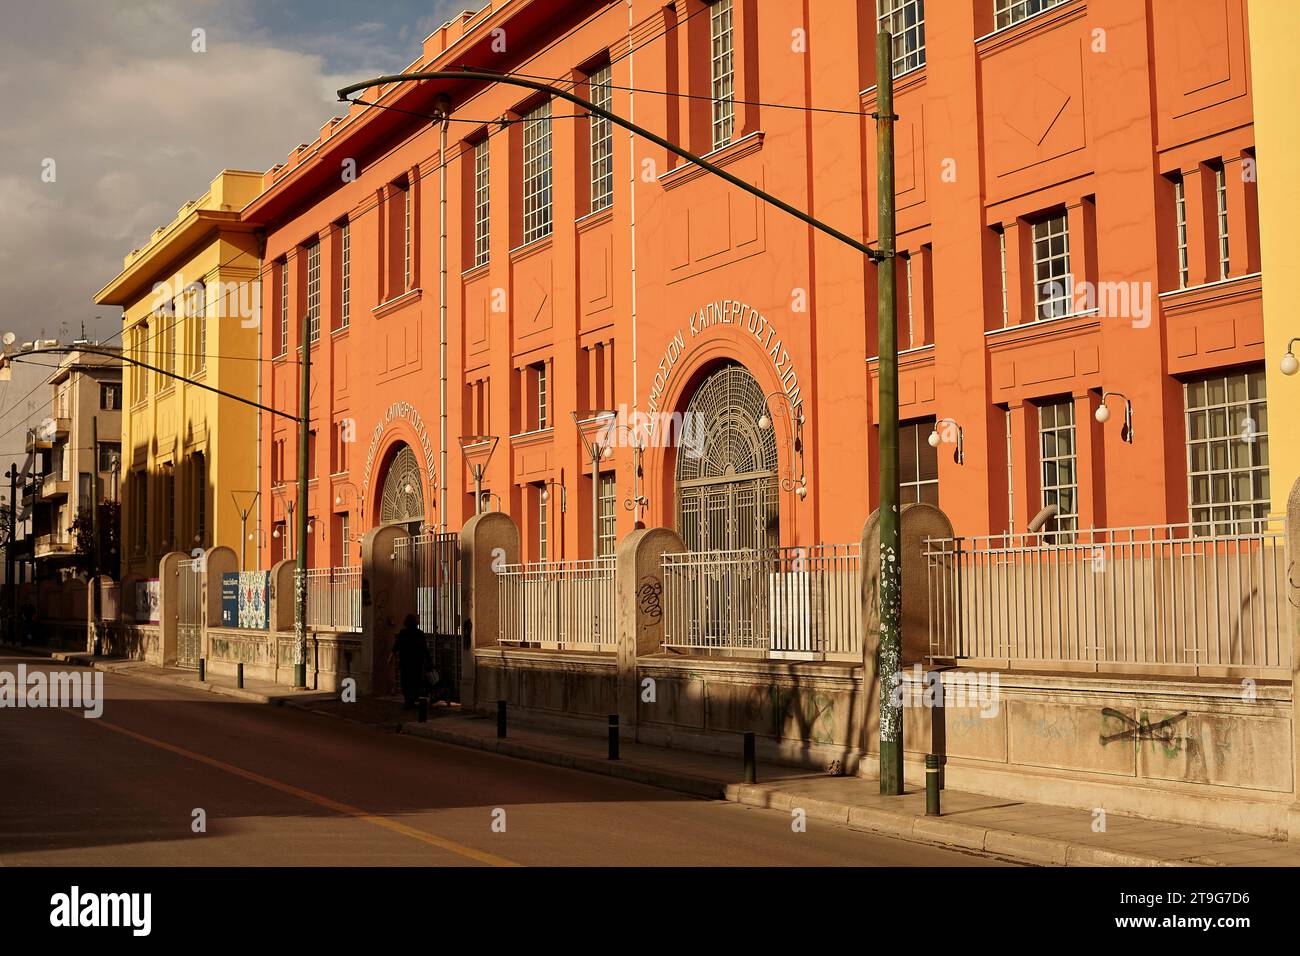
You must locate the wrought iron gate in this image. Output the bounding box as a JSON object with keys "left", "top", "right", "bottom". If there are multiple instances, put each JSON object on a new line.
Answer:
{"left": 400, "top": 532, "right": 462, "bottom": 702}
{"left": 176, "top": 558, "right": 202, "bottom": 669}
{"left": 675, "top": 363, "right": 780, "bottom": 553}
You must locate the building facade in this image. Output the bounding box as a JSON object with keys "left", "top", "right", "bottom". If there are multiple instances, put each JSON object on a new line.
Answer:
{"left": 242, "top": 0, "right": 1269, "bottom": 570}
{"left": 96, "top": 169, "right": 265, "bottom": 578}
{"left": 23, "top": 347, "right": 122, "bottom": 579}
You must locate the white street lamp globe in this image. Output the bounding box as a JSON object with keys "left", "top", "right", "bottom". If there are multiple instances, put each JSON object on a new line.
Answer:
{"left": 1281, "top": 351, "right": 1299, "bottom": 376}
{"left": 757, "top": 414, "right": 771, "bottom": 430}
{"left": 540, "top": 487, "right": 549, "bottom": 502}
{"left": 1095, "top": 405, "right": 1111, "bottom": 424}
{"left": 927, "top": 430, "right": 941, "bottom": 448}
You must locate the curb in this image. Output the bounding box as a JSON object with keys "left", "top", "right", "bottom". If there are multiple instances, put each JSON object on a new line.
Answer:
{"left": 90, "top": 660, "right": 337, "bottom": 706}
{"left": 399, "top": 719, "right": 1198, "bottom": 868}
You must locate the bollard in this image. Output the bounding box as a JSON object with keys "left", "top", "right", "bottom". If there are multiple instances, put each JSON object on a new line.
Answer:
{"left": 926, "top": 754, "right": 942, "bottom": 816}
{"left": 236, "top": 662, "right": 244, "bottom": 689}
{"left": 198, "top": 658, "right": 205, "bottom": 682}
{"left": 743, "top": 731, "right": 757, "bottom": 784}
{"left": 417, "top": 698, "right": 428, "bottom": 723}
{"left": 608, "top": 715, "right": 619, "bottom": 760}
{"left": 497, "top": 699, "right": 507, "bottom": 738}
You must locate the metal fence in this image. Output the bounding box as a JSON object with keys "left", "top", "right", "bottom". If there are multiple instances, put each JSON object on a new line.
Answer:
{"left": 661, "top": 545, "right": 862, "bottom": 660}
{"left": 925, "top": 520, "right": 1291, "bottom": 677}
{"left": 298, "top": 566, "right": 362, "bottom": 633}
{"left": 498, "top": 558, "right": 616, "bottom": 652}
{"left": 176, "top": 558, "right": 202, "bottom": 669}
{"left": 395, "top": 532, "right": 462, "bottom": 702}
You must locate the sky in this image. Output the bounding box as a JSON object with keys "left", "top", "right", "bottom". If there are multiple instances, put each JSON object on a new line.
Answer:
{"left": 0, "top": 0, "right": 481, "bottom": 348}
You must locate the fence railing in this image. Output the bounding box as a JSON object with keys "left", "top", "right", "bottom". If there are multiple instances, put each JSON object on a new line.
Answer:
{"left": 661, "top": 544, "right": 862, "bottom": 660}
{"left": 396, "top": 532, "right": 460, "bottom": 637}
{"left": 926, "top": 520, "right": 1291, "bottom": 677}
{"left": 298, "top": 566, "right": 362, "bottom": 633}
{"left": 498, "top": 558, "right": 616, "bottom": 651}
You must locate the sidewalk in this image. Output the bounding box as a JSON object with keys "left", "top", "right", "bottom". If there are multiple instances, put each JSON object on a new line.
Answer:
{"left": 1, "top": 643, "right": 336, "bottom": 705}
{"left": 400, "top": 711, "right": 1300, "bottom": 867}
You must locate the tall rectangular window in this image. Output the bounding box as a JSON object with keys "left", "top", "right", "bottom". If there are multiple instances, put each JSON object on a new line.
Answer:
{"left": 1037, "top": 400, "right": 1077, "bottom": 540}
{"left": 101, "top": 383, "right": 121, "bottom": 410}
{"left": 995, "top": 0, "right": 1066, "bottom": 30}
{"left": 402, "top": 182, "right": 412, "bottom": 290}
{"left": 98, "top": 441, "right": 120, "bottom": 473}
{"left": 306, "top": 241, "right": 321, "bottom": 344}
{"left": 340, "top": 512, "right": 350, "bottom": 566}
{"left": 997, "top": 226, "right": 1010, "bottom": 326}
{"left": 1185, "top": 369, "right": 1269, "bottom": 535}
{"left": 522, "top": 100, "right": 553, "bottom": 244}
{"left": 1032, "top": 212, "right": 1071, "bottom": 320}
{"left": 533, "top": 362, "right": 549, "bottom": 430}
{"left": 903, "top": 252, "right": 915, "bottom": 347}
{"left": 160, "top": 465, "right": 175, "bottom": 550}
{"left": 162, "top": 303, "right": 177, "bottom": 384}
{"left": 537, "top": 484, "right": 549, "bottom": 562}
{"left": 597, "top": 472, "right": 617, "bottom": 557}
{"left": 710, "top": 0, "right": 735, "bottom": 150}
{"left": 473, "top": 139, "right": 490, "bottom": 266}
{"left": 1214, "top": 162, "right": 1230, "bottom": 280}
{"left": 1174, "top": 175, "right": 1189, "bottom": 289}
{"left": 877, "top": 0, "right": 925, "bottom": 76}
{"left": 900, "top": 419, "right": 939, "bottom": 505}
{"left": 589, "top": 64, "right": 614, "bottom": 212}
{"left": 339, "top": 221, "right": 350, "bottom": 329}
{"left": 192, "top": 452, "right": 206, "bottom": 547}
{"left": 189, "top": 282, "right": 206, "bottom": 373}
{"left": 278, "top": 259, "right": 288, "bottom": 357}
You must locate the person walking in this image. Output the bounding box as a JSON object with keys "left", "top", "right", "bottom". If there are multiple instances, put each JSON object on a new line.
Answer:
{"left": 390, "top": 613, "right": 432, "bottom": 709}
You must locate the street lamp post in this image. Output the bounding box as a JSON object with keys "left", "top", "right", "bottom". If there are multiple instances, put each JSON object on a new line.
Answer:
{"left": 458, "top": 436, "right": 499, "bottom": 517}
{"left": 573, "top": 411, "right": 616, "bottom": 559}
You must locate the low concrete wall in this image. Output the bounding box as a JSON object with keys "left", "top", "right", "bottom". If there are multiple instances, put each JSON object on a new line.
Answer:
{"left": 204, "top": 626, "right": 366, "bottom": 694}
{"left": 103, "top": 623, "right": 162, "bottom": 663}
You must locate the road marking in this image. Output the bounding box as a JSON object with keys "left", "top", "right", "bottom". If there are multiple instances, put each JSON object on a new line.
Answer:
{"left": 77, "top": 714, "right": 519, "bottom": 867}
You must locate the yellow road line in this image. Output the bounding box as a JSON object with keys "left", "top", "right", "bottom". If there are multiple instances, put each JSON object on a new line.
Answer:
{"left": 80, "top": 714, "right": 519, "bottom": 867}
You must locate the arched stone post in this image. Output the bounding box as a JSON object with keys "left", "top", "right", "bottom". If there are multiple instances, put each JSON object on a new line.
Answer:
{"left": 860, "top": 502, "right": 954, "bottom": 770}
{"left": 202, "top": 546, "right": 238, "bottom": 660}
{"left": 616, "top": 527, "right": 685, "bottom": 731}
{"left": 269, "top": 559, "right": 296, "bottom": 631}
{"left": 361, "top": 524, "right": 414, "bottom": 697}
{"left": 157, "top": 551, "right": 185, "bottom": 666}
{"left": 459, "top": 512, "right": 519, "bottom": 711}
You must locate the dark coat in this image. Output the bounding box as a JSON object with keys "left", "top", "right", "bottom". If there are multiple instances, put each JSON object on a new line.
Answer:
{"left": 393, "top": 625, "right": 431, "bottom": 677}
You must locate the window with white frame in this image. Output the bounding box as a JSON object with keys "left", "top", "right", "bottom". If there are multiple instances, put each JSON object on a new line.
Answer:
{"left": 877, "top": 0, "right": 925, "bottom": 76}
{"left": 1173, "top": 175, "right": 1189, "bottom": 289}
{"left": 997, "top": 225, "right": 1010, "bottom": 326}
{"left": 306, "top": 241, "right": 320, "bottom": 343}
{"left": 340, "top": 512, "right": 350, "bottom": 566}
{"left": 994, "top": 0, "right": 1066, "bottom": 31}
{"left": 278, "top": 259, "right": 288, "bottom": 357}
{"left": 902, "top": 252, "right": 915, "bottom": 347}
{"left": 533, "top": 361, "right": 549, "bottom": 430}
{"left": 1032, "top": 212, "right": 1071, "bottom": 320}
{"left": 339, "top": 220, "right": 350, "bottom": 329}
{"left": 1214, "top": 162, "right": 1230, "bottom": 280}
{"left": 188, "top": 282, "right": 206, "bottom": 373}
{"left": 1037, "top": 399, "right": 1077, "bottom": 539}
{"left": 900, "top": 419, "right": 939, "bottom": 505}
{"left": 1184, "top": 369, "right": 1269, "bottom": 535}
{"left": 401, "top": 181, "right": 412, "bottom": 289}
{"left": 536, "top": 483, "right": 549, "bottom": 561}
{"left": 473, "top": 139, "right": 490, "bottom": 267}
{"left": 710, "top": 0, "right": 735, "bottom": 150}
{"left": 522, "top": 100, "right": 553, "bottom": 244}
{"left": 589, "top": 64, "right": 614, "bottom": 212}
{"left": 597, "top": 472, "right": 617, "bottom": 557}
{"left": 1004, "top": 407, "right": 1015, "bottom": 534}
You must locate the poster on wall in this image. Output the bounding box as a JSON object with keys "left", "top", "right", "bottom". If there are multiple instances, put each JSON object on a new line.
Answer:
{"left": 237, "top": 571, "right": 270, "bottom": 630}
{"left": 135, "top": 579, "right": 160, "bottom": 623}
{"left": 220, "top": 573, "right": 240, "bottom": 627}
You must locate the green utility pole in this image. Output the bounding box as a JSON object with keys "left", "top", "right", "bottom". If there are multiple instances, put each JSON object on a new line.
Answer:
{"left": 294, "top": 312, "right": 311, "bottom": 688}
{"left": 874, "top": 30, "right": 903, "bottom": 796}
{"left": 5, "top": 463, "right": 16, "bottom": 647}
{"left": 91, "top": 414, "right": 102, "bottom": 655}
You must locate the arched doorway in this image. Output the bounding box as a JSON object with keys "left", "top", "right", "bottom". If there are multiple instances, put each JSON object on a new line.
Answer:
{"left": 378, "top": 444, "right": 426, "bottom": 535}
{"left": 675, "top": 362, "right": 779, "bottom": 552}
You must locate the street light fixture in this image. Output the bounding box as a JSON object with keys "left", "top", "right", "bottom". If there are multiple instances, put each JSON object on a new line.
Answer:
{"left": 573, "top": 410, "right": 617, "bottom": 558}
{"left": 927, "top": 418, "right": 965, "bottom": 465}
{"left": 458, "top": 435, "right": 499, "bottom": 516}
{"left": 1095, "top": 391, "right": 1134, "bottom": 443}
{"left": 1281, "top": 338, "right": 1300, "bottom": 376}
{"left": 757, "top": 391, "right": 808, "bottom": 498}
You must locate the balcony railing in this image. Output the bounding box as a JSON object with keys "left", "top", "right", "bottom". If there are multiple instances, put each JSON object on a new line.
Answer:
{"left": 925, "top": 519, "right": 1290, "bottom": 678}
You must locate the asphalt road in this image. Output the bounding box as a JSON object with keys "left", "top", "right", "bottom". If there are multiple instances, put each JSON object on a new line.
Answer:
{"left": 0, "top": 655, "right": 1011, "bottom": 867}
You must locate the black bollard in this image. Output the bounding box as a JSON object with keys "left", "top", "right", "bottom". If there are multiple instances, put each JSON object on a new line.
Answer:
{"left": 198, "top": 658, "right": 205, "bottom": 682}
{"left": 608, "top": 714, "right": 619, "bottom": 760}
{"left": 236, "top": 662, "right": 244, "bottom": 689}
{"left": 497, "top": 699, "right": 507, "bottom": 738}
{"left": 926, "top": 754, "right": 942, "bottom": 816}
{"left": 743, "top": 731, "right": 757, "bottom": 784}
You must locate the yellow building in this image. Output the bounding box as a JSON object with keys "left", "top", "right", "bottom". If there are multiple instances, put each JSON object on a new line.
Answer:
{"left": 1249, "top": 1, "right": 1300, "bottom": 513}
{"left": 95, "top": 169, "right": 264, "bottom": 577}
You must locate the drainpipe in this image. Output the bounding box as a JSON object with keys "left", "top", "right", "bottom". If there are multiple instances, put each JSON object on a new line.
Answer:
{"left": 627, "top": 0, "right": 638, "bottom": 414}
{"left": 437, "top": 96, "right": 450, "bottom": 534}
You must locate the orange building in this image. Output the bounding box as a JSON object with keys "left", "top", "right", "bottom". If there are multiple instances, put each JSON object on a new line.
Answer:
{"left": 240, "top": 0, "right": 1265, "bottom": 569}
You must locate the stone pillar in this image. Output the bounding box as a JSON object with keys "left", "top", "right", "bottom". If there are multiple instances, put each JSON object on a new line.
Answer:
{"left": 157, "top": 551, "right": 184, "bottom": 667}
{"left": 269, "top": 559, "right": 296, "bottom": 632}
{"left": 860, "top": 503, "right": 955, "bottom": 769}
{"left": 459, "top": 512, "right": 519, "bottom": 711}
{"left": 615, "top": 527, "right": 685, "bottom": 731}
{"left": 361, "top": 525, "right": 415, "bottom": 698}
{"left": 202, "top": 547, "right": 238, "bottom": 663}
{"left": 1287, "top": 478, "right": 1300, "bottom": 838}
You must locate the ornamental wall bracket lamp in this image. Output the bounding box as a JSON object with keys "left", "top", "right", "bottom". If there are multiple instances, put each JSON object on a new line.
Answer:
{"left": 927, "top": 418, "right": 964, "bottom": 464}
{"left": 757, "top": 391, "right": 807, "bottom": 498}
{"left": 539, "top": 479, "right": 567, "bottom": 513}
{"left": 1095, "top": 391, "right": 1134, "bottom": 444}
{"left": 1281, "top": 338, "right": 1300, "bottom": 376}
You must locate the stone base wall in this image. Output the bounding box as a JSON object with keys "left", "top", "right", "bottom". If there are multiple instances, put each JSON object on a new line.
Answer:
{"left": 204, "top": 627, "right": 367, "bottom": 694}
